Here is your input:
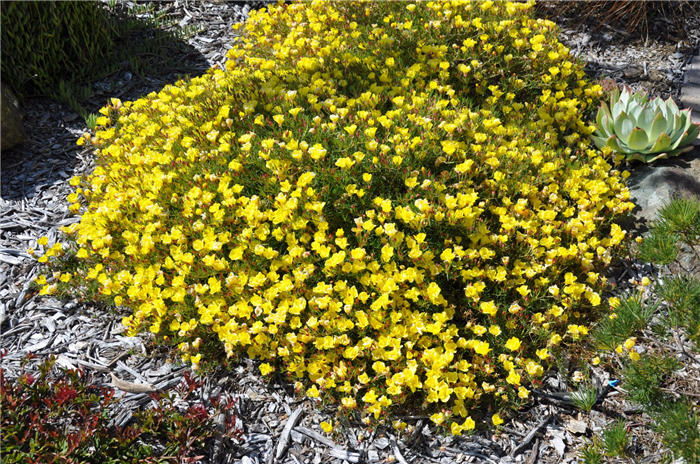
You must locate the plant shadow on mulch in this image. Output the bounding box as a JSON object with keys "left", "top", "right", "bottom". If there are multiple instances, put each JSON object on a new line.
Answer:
{"left": 1, "top": 3, "right": 212, "bottom": 201}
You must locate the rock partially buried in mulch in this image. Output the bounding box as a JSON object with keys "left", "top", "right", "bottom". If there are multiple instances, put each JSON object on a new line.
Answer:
{"left": 627, "top": 51, "right": 700, "bottom": 227}
{"left": 626, "top": 148, "right": 700, "bottom": 226}
{"left": 1, "top": 84, "right": 26, "bottom": 151}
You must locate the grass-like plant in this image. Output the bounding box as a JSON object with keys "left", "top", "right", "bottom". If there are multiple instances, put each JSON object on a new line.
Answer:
{"left": 639, "top": 197, "right": 700, "bottom": 346}
{"left": 579, "top": 420, "right": 629, "bottom": 462}
{"left": 590, "top": 294, "right": 656, "bottom": 351}
{"left": 36, "top": 0, "right": 636, "bottom": 433}
{"left": 1, "top": 1, "right": 202, "bottom": 117}
{"left": 622, "top": 353, "right": 699, "bottom": 462}
{"left": 537, "top": 1, "right": 697, "bottom": 39}
{"left": 601, "top": 419, "right": 628, "bottom": 457}
{"left": 586, "top": 197, "right": 700, "bottom": 461}
{"left": 570, "top": 383, "right": 599, "bottom": 412}
{"left": 579, "top": 444, "right": 603, "bottom": 464}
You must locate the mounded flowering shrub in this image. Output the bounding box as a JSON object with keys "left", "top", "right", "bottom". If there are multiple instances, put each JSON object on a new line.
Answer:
{"left": 39, "top": 0, "right": 635, "bottom": 433}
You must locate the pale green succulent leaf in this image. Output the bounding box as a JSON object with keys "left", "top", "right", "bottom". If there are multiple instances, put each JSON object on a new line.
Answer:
{"left": 648, "top": 132, "right": 673, "bottom": 153}
{"left": 670, "top": 128, "right": 698, "bottom": 151}
{"left": 596, "top": 104, "right": 612, "bottom": 134}
{"left": 612, "top": 99, "right": 626, "bottom": 120}
{"left": 606, "top": 135, "right": 628, "bottom": 154}
{"left": 666, "top": 97, "right": 680, "bottom": 113}
{"left": 644, "top": 152, "right": 671, "bottom": 163}
{"left": 648, "top": 112, "right": 669, "bottom": 142}
{"left": 626, "top": 152, "right": 650, "bottom": 163}
{"left": 591, "top": 134, "right": 608, "bottom": 150}
{"left": 630, "top": 104, "right": 644, "bottom": 121}
{"left": 627, "top": 127, "right": 650, "bottom": 152}
{"left": 638, "top": 107, "right": 656, "bottom": 129}
{"left": 669, "top": 113, "right": 689, "bottom": 142}
{"left": 614, "top": 115, "right": 634, "bottom": 140}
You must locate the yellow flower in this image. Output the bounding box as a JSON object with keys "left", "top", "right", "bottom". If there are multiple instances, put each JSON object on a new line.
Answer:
{"left": 335, "top": 157, "right": 355, "bottom": 169}
{"left": 492, "top": 413, "right": 504, "bottom": 426}
{"left": 506, "top": 370, "right": 520, "bottom": 385}
{"left": 320, "top": 421, "right": 333, "bottom": 433}
{"left": 259, "top": 363, "right": 274, "bottom": 375}
{"left": 479, "top": 301, "right": 497, "bottom": 317}
{"left": 505, "top": 337, "right": 521, "bottom": 351}
{"left": 474, "top": 341, "right": 490, "bottom": 356}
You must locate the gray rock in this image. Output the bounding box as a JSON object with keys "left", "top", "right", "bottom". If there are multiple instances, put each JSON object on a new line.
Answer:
{"left": 1, "top": 84, "right": 26, "bottom": 151}
{"left": 623, "top": 65, "right": 643, "bottom": 79}
{"left": 626, "top": 149, "right": 700, "bottom": 225}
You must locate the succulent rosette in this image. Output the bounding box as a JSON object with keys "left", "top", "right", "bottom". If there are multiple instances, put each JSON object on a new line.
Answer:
{"left": 592, "top": 87, "right": 700, "bottom": 163}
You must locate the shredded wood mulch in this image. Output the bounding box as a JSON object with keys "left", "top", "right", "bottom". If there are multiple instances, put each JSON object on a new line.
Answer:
{"left": 2, "top": 2, "right": 699, "bottom": 463}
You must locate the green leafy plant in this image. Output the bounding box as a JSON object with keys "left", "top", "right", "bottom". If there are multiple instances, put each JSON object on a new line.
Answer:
{"left": 602, "top": 419, "right": 628, "bottom": 457}
{"left": 38, "top": 0, "right": 636, "bottom": 434}
{"left": 579, "top": 444, "right": 603, "bottom": 464}
{"left": 651, "top": 399, "right": 700, "bottom": 463}
{"left": 1, "top": 2, "right": 119, "bottom": 96}
{"left": 570, "top": 383, "right": 599, "bottom": 412}
{"left": 622, "top": 353, "right": 699, "bottom": 462}
{"left": 85, "top": 113, "right": 100, "bottom": 132}
{"left": 591, "top": 294, "right": 656, "bottom": 351}
{"left": 0, "top": 354, "right": 241, "bottom": 464}
{"left": 639, "top": 197, "right": 700, "bottom": 346}
{"left": 622, "top": 354, "right": 679, "bottom": 407}
{"left": 591, "top": 87, "right": 700, "bottom": 163}
{"left": 1, "top": 1, "right": 202, "bottom": 114}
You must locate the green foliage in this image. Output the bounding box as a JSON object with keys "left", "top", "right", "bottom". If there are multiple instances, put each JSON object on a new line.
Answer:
{"left": 638, "top": 197, "right": 700, "bottom": 347}
{"left": 591, "top": 87, "right": 700, "bottom": 163}
{"left": 579, "top": 421, "right": 629, "bottom": 462}
{"left": 0, "top": 355, "right": 241, "bottom": 464}
{"left": 85, "top": 113, "right": 100, "bottom": 132}
{"left": 591, "top": 294, "right": 656, "bottom": 351}
{"left": 1, "top": 1, "right": 119, "bottom": 96}
{"left": 587, "top": 196, "right": 700, "bottom": 461}
{"left": 570, "top": 383, "right": 599, "bottom": 412}
{"left": 601, "top": 420, "right": 628, "bottom": 457}
{"left": 637, "top": 220, "right": 680, "bottom": 265}
{"left": 622, "top": 354, "right": 679, "bottom": 407}
{"left": 620, "top": 352, "right": 699, "bottom": 461}
{"left": 1, "top": 1, "right": 201, "bottom": 115}
{"left": 657, "top": 274, "right": 700, "bottom": 345}
{"left": 651, "top": 400, "right": 700, "bottom": 463}
{"left": 579, "top": 444, "right": 603, "bottom": 464}
{"left": 38, "top": 0, "right": 636, "bottom": 432}
{"left": 657, "top": 196, "right": 700, "bottom": 242}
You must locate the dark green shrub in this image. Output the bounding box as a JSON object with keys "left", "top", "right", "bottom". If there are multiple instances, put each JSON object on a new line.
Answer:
{"left": 1, "top": 1, "right": 119, "bottom": 96}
